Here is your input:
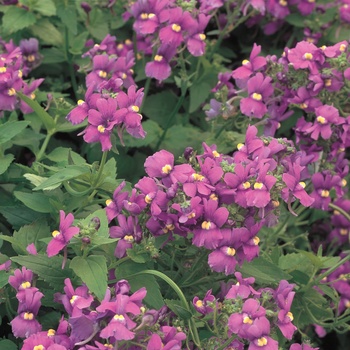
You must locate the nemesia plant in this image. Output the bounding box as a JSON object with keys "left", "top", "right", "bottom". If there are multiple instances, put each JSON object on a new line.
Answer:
{"left": 1, "top": 0, "right": 350, "bottom": 349}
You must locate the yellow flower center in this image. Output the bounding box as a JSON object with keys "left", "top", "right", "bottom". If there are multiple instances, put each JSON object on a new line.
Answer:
{"left": 341, "top": 179, "right": 347, "bottom": 186}
{"left": 124, "top": 235, "right": 134, "bottom": 242}
{"left": 340, "top": 44, "right": 347, "bottom": 52}
{"left": 226, "top": 247, "right": 236, "bottom": 256}
{"left": 237, "top": 143, "right": 244, "bottom": 150}
{"left": 97, "top": 125, "right": 106, "bottom": 133}
{"left": 253, "top": 236, "right": 260, "bottom": 245}
{"left": 254, "top": 182, "right": 264, "bottom": 190}
{"left": 70, "top": 295, "right": 79, "bottom": 304}
{"left": 340, "top": 228, "right": 348, "bottom": 236}
{"left": 316, "top": 116, "right": 326, "bottom": 124}
{"left": 242, "top": 181, "right": 251, "bottom": 189}
{"left": 304, "top": 52, "right": 313, "bottom": 60}
{"left": 33, "top": 346, "right": 44, "bottom": 350}
{"left": 52, "top": 230, "right": 60, "bottom": 238}
{"left": 299, "top": 181, "right": 306, "bottom": 188}
{"left": 140, "top": 13, "right": 148, "bottom": 19}
{"left": 195, "top": 300, "right": 203, "bottom": 307}
{"left": 324, "top": 79, "right": 332, "bottom": 87}
{"left": 21, "top": 281, "right": 31, "bottom": 289}
{"left": 321, "top": 189, "right": 329, "bottom": 197}
{"left": 145, "top": 194, "right": 153, "bottom": 204}
{"left": 287, "top": 311, "right": 294, "bottom": 321}
{"left": 166, "top": 224, "right": 175, "bottom": 231}
{"left": 0, "top": 67, "right": 6, "bottom": 73}
{"left": 148, "top": 13, "right": 155, "bottom": 19}
{"left": 171, "top": 23, "right": 181, "bottom": 32}
{"left": 27, "top": 54, "right": 36, "bottom": 62}
{"left": 252, "top": 92, "right": 262, "bottom": 101}
{"left": 131, "top": 105, "right": 139, "bottom": 112}
{"left": 105, "top": 199, "right": 112, "bottom": 206}
{"left": 300, "top": 103, "right": 308, "bottom": 109}
{"left": 243, "top": 316, "right": 253, "bottom": 324}
{"left": 210, "top": 193, "right": 218, "bottom": 201}
{"left": 279, "top": 0, "right": 287, "bottom": 6}
{"left": 24, "top": 312, "right": 34, "bottom": 320}
{"left": 345, "top": 300, "right": 350, "bottom": 308}
{"left": 192, "top": 173, "right": 205, "bottom": 181}
{"left": 242, "top": 59, "right": 250, "bottom": 65}
{"left": 98, "top": 70, "right": 107, "bottom": 78}
{"left": 154, "top": 55, "right": 163, "bottom": 62}
{"left": 117, "top": 43, "right": 124, "bottom": 50}
{"left": 272, "top": 200, "right": 280, "bottom": 208}
{"left": 77, "top": 99, "right": 85, "bottom": 105}
{"left": 8, "top": 88, "right": 16, "bottom": 96}
{"left": 257, "top": 337, "right": 268, "bottom": 346}
{"left": 113, "top": 314, "right": 125, "bottom": 321}
{"left": 30, "top": 93, "right": 36, "bottom": 100}
{"left": 201, "top": 221, "right": 212, "bottom": 230}
{"left": 334, "top": 210, "right": 340, "bottom": 215}
{"left": 161, "top": 164, "right": 172, "bottom": 174}
{"left": 212, "top": 150, "right": 220, "bottom": 158}
{"left": 199, "top": 33, "right": 206, "bottom": 41}
{"left": 47, "top": 329, "right": 56, "bottom": 336}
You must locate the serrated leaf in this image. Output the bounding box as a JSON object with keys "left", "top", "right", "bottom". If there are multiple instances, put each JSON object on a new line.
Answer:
{"left": 34, "top": 165, "right": 90, "bottom": 191}
{"left": 32, "top": 0, "right": 56, "bottom": 16}
{"left": 11, "top": 255, "right": 74, "bottom": 289}
{"left": 14, "top": 191, "right": 53, "bottom": 213}
{"left": 0, "top": 270, "right": 9, "bottom": 288}
{"left": 0, "top": 204, "right": 43, "bottom": 230}
{"left": 87, "top": 8, "right": 109, "bottom": 40}
{"left": 165, "top": 299, "right": 192, "bottom": 320}
{"left": 70, "top": 255, "right": 107, "bottom": 300}
{"left": 0, "top": 154, "right": 14, "bottom": 175}
{"left": 279, "top": 253, "right": 315, "bottom": 276}
{"left": 239, "top": 256, "right": 292, "bottom": 284}
{"left": 80, "top": 209, "right": 109, "bottom": 239}
{"left": 127, "top": 249, "right": 148, "bottom": 263}
{"left": 29, "top": 18, "right": 63, "bottom": 46}
{"left": 0, "top": 120, "right": 30, "bottom": 145}
{"left": 2, "top": 6, "right": 36, "bottom": 34}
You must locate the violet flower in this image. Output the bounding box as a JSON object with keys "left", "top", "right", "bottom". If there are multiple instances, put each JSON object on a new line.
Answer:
{"left": 193, "top": 289, "right": 216, "bottom": 315}
{"left": 47, "top": 210, "right": 80, "bottom": 258}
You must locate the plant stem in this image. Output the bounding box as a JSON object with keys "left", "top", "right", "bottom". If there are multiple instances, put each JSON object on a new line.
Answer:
{"left": 36, "top": 131, "right": 53, "bottom": 161}
{"left": 140, "top": 77, "right": 151, "bottom": 112}
{"left": 65, "top": 27, "right": 79, "bottom": 100}
{"left": 329, "top": 202, "right": 350, "bottom": 223}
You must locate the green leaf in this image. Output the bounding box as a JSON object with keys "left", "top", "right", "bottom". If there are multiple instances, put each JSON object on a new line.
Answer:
{"left": 2, "top": 6, "right": 36, "bottom": 34}
{"left": 12, "top": 127, "right": 44, "bottom": 154}
{"left": 56, "top": 2, "right": 77, "bottom": 34}
{"left": 0, "top": 339, "right": 18, "bottom": 350}
{"left": 11, "top": 254, "right": 74, "bottom": 289}
{"left": 69, "top": 31, "right": 89, "bottom": 55}
{"left": 17, "top": 92, "right": 55, "bottom": 131}
{"left": 87, "top": 8, "right": 109, "bottom": 40}
{"left": 0, "top": 120, "right": 30, "bottom": 145}
{"left": 70, "top": 255, "right": 107, "bottom": 300}
{"left": 46, "top": 147, "right": 86, "bottom": 166}
{"left": 14, "top": 191, "right": 53, "bottom": 213}
{"left": 127, "top": 249, "right": 149, "bottom": 263}
{"left": 0, "top": 154, "right": 14, "bottom": 175}
{"left": 32, "top": 0, "right": 56, "bottom": 16}
{"left": 80, "top": 209, "right": 109, "bottom": 239}
{"left": 41, "top": 48, "right": 66, "bottom": 64}
{"left": 29, "top": 18, "right": 63, "bottom": 46}
{"left": 0, "top": 270, "right": 9, "bottom": 288}
{"left": 34, "top": 165, "right": 90, "bottom": 191}
{"left": 239, "top": 256, "right": 292, "bottom": 284}
{"left": 165, "top": 299, "right": 192, "bottom": 320}
{"left": 279, "top": 252, "right": 315, "bottom": 276}
{"left": 142, "top": 92, "right": 178, "bottom": 129}
{"left": 285, "top": 13, "right": 305, "bottom": 28}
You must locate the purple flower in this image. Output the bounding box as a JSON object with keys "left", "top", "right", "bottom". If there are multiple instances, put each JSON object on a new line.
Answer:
{"left": 192, "top": 199, "right": 229, "bottom": 249}
{"left": 105, "top": 181, "right": 129, "bottom": 222}
{"left": 225, "top": 272, "right": 258, "bottom": 300}
{"left": 19, "top": 78, "right": 44, "bottom": 114}
{"left": 109, "top": 214, "right": 142, "bottom": 258}
{"left": 185, "top": 14, "right": 210, "bottom": 57}
{"left": 247, "top": 317, "right": 278, "bottom": 350}
{"left": 193, "top": 289, "right": 216, "bottom": 315}
{"left": 11, "top": 288, "right": 43, "bottom": 338}
{"left": 47, "top": 210, "right": 80, "bottom": 257}
{"left": 86, "top": 54, "right": 116, "bottom": 88}
{"left": 145, "top": 44, "right": 177, "bottom": 81}
{"left": 147, "top": 326, "right": 186, "bottom": 350}
{"left": 240, "top": 73, "right": 273, "bottom": 119}
{"left": 19, "top": 38, "right": 42, "bottom": 75}
{"left": 232, "top": 43, "right": 267, "bottom": 81}
{"left": 290, "top": 344, "right": 319, "bottom": 350}
{"left": 22, "top": 333, "right": 55, "bottom": 350}
{"left": 9, "top": 266, "right": 33, "bottom": 292}
{"left": 83, "top": 97, "right": 125, "bottom": 151}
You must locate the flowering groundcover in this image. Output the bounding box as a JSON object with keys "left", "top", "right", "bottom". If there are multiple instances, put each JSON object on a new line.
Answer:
{"left": 1, "top": 0, "right": 350, "bottom": 349}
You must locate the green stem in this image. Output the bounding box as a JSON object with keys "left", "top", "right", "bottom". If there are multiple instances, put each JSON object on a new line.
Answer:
{"left": 329, "top": 202, "right": 350, "bottom": 223}
{"left": 36, "top": 131, "right": 53, "bottom": 161}
{"left": 154, "top": 91, "right": 187, "bottom": 151}
{"left": 314, "top": 253, "right": 350, "bottom": 284}
{"left": 65, "top": 27, "right": 79, "bottom": 100}
{"left": 140, "top": 77, "right": 151, "bottom": 112}
{"left": 130, "top": 270, "right": 201, "bottom": 348}
{"left": 216, "top": 334, "right": 237, "bottom": 350}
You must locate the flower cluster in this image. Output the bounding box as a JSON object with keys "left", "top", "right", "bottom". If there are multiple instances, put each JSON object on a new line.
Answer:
{"left": 67, "top": 34, "right": 146, "bottom": 149}
{"left": 9, "top": 269, "right": 186, "bottom": 350}
{"left": 124, "top": 0, "right": 217, "bottom": 81}
{"left": 104, "top": 125, "right": 316, "bottom": 276}
{"left": 0, "top": 38, "right": 43, "bottom": 113}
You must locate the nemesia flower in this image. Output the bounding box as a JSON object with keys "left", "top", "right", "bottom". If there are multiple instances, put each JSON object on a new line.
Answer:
{"left": 22, "top": 333, "right": 55, "bottom": 350}
{"left": 19, "top": 38, "right": 42, "bottom": 75}
{"left": 86, "top": 54, "right": 116, "bottom": 88}
{"left": 105, "top": 181, "right": 129, "bottom": 222}
{"left": 193, "top": 289, "right": 216, "bottom": 315}
{"left": 147, "top": 326, "right": 186, "bottom": 350}
{"left": 47, "top": 210, "right": 80, "bottom": 257}
{"left": 289, "top": 344, "right": 319, "bottom": 350}
{"left": 240, "top": 73, "right": 273, "bottom": 119}
{"left": 246, "top": 317, "right": 278, "bottom": 350}
{"left": 185, "top": 13, "right": 210, "bottom": 57}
